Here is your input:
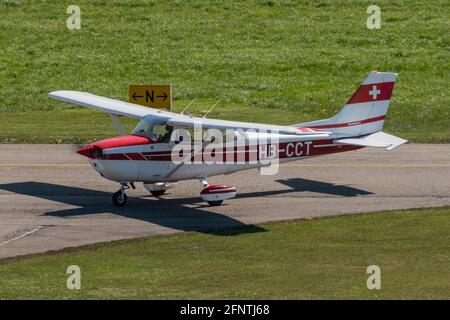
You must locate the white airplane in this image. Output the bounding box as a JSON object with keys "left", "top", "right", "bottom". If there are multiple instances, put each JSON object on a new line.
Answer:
{"left": 49, "top": 71, "right": 406, "bottom": 207}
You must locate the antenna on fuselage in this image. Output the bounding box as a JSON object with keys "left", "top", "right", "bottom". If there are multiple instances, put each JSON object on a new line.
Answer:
{"left": 181, "top": 98, "right": 197, "bottom": 115}
{"left": 202, "top": 99, "right": 221, "bottom": 118}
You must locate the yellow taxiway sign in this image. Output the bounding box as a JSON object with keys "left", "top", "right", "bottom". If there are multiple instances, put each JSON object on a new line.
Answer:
{"left": 128, "top": 84, "right": 172, "bottom": 110}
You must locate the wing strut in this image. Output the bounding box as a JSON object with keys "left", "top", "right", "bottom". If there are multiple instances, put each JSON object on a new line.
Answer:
{"left": 109, "top": 114, "right": 125, "bottom": 135}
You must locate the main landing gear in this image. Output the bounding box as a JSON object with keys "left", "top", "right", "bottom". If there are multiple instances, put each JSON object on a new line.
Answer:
{"left": 111, "top": 180, "right": 237, "bottom": 207}
{"left": 199, "top": 177, "right": 237, "bottom": 206}
{"left": 150, "top": 190, "right": 166, "bottom": 196}
{"left": 112, "top": 182, "right": 135, "bottom": 207}
{"left": 143, "top": 182, "right": 169, "bottom": 197}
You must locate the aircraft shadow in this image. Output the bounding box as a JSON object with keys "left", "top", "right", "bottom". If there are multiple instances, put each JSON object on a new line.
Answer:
{"left": 274, "top": 178, "right": 373, "bottom": 197}
{"left": 0, "top": 181, "right": 265, "bottom": 236}
{"left": 0, "top": 178, "right": 371, "bottom": 235}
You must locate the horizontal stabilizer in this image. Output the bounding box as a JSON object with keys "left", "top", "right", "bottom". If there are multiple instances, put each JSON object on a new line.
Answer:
{"left": 335, "top": 132, "right": 407, "bottom": 151}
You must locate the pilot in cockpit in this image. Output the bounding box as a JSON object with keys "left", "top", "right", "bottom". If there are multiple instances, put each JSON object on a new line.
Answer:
{"left": 158, "top": 125, "right": 173, "bottom": 143}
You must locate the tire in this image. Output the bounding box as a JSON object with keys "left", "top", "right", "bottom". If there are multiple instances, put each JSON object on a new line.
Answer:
{"left": 207, "top": 200, "right": 223, "bottom": 206}
{"left": 112, "top": 191, "right": 127, "bottom": 207}
{"left": 150, "top": 190, "right": 166, "bottom": 196}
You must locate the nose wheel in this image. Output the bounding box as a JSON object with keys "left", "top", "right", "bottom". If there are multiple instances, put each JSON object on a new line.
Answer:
{"left": 113, "top": 190, "right": 127, "bottom": 207}
{"left": 112, "top": 183, "right": 134, "bottom": 207}
{"left": 207, "top": 200, "right": 223, "bottom": 206}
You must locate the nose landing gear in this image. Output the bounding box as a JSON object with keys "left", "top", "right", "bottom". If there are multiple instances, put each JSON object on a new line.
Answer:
{"left": 112, "top": 189, "right": 127, "bottom": 207}
{"left": 112, "top": 182, "right": 135, "bottom": 207}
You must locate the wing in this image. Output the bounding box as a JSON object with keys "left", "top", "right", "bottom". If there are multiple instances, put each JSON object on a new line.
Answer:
{"left": 48, "top": 91, "right": 176, "bottom": 119}
{"left": 49, "top": 91, "right": 331, "bottom": 136}
{"left": 167, "top": 115, "right": 331, "bottom": 136}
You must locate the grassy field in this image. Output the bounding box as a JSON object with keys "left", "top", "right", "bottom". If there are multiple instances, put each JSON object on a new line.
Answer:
{"left": 0, "top": 0, "right": 449, "bottom": 143}
{"left": 0, "top": 207, "right": 449, "bottom": 299}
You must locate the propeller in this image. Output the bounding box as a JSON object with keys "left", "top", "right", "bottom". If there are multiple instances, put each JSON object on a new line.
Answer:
{"left": 71, "top": 143, "right": 87, "bottom": 154}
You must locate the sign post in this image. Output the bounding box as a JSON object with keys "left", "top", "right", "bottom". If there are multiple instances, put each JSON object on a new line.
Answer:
{"left": 128, "top": 84, "right": 172, "bottom": 110}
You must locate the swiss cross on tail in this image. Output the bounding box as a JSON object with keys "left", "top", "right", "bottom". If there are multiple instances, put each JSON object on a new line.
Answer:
{"left": 347, "top": 79, "right": 394, "bottom": 104}
{"left": 369, "top": 85, "right": 381, "bottom": 100}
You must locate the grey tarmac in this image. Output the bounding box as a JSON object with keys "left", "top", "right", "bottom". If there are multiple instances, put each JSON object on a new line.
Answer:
{"left": 0, "top": 144, "right": 449, "bottom": 259}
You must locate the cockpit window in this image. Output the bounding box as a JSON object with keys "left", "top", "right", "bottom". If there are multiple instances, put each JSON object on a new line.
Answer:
{"left": 154, "top": 125, "right": 173, "bottom": 143}
{"left": 131, "top": 118, "right": 173, "bottom": 143}
{"left": 132, "top": 118, "right": 158, "bottom": 140}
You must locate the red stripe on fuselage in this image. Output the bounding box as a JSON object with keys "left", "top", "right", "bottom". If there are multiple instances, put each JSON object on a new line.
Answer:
{"left": 125, "top": 153, "right": 146, "bottom": 161}
{"left": 97, "top": 139, "right": 362, "bottom": 162}
{"left": 102, "top": 153, "right": 129, "bottom": 160}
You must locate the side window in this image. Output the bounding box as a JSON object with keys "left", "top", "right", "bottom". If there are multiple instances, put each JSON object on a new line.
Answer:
{"left": 153, "top": 125, "right": 167, "bottom": 137}
{"left": 155, "top": 125, "right": 174, "bottom": 143}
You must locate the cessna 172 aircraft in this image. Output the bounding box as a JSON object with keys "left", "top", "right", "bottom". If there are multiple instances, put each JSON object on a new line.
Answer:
{"left": 49, "top": 71, "right": 406, "bottom": 207}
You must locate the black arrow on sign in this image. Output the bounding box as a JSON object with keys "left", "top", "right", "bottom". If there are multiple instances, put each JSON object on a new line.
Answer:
{"left": 132, "top": 92, "right": 143, "bottom": 101}
{"left": 157, "top": 92, "right": 168, "bottom": 101}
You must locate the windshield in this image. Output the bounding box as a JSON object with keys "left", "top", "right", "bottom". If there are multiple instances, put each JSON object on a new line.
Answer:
{"left": 132, "top": 118, "right": 158, "bottom": 140}
{"left": 132, "top": 117, "right": 173, "bottom": 142}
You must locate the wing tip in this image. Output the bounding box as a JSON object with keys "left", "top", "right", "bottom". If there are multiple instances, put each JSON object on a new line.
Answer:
{"left": 385, "top": 138, "right": 408, "bottom": 151}
{"left": 48, "top": 90, "right": 92, "bottom": 97}
{"left": 48, "top": 90, "right": 72, "bottom": 98}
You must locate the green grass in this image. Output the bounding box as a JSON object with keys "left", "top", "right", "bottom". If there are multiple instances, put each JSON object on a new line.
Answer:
{"left": 0, "top": 0, "right": 449, "bottom": 143}
{"left": 0, "top": 207, "right": 449, "bottom": 299}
